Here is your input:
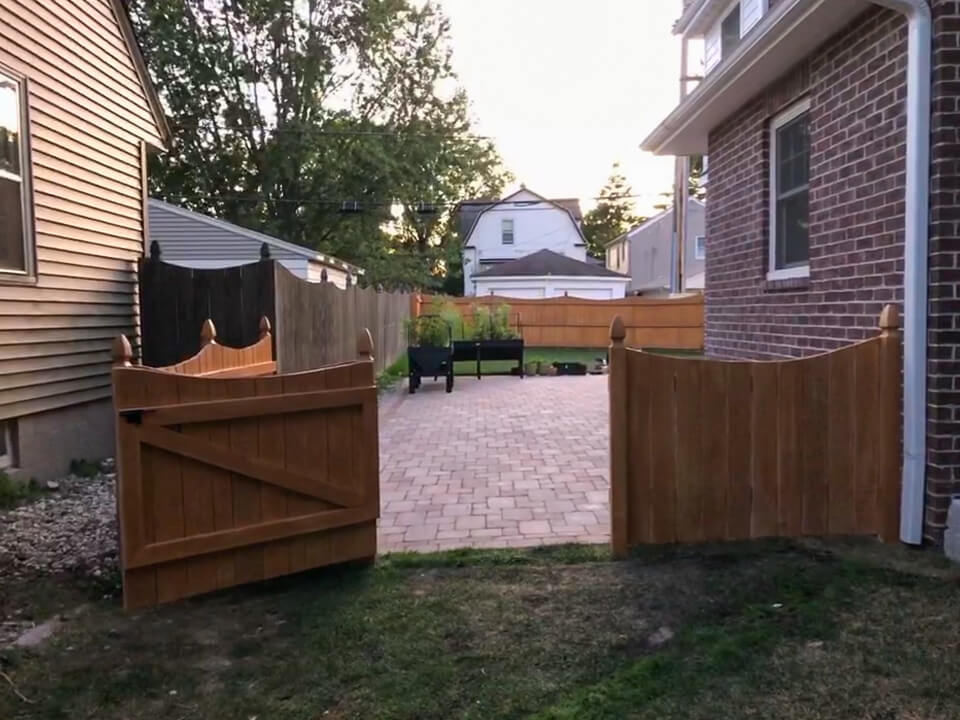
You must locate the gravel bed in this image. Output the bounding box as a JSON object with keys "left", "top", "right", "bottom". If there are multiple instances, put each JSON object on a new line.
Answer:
{"left": 0, "top": 467, "right": 119, "bottom": 582}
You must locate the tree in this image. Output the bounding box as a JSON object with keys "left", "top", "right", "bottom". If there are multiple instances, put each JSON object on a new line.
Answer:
{"left": 130, "top": 0, "right": 511, "bottom": 290}
{"left": 581, "top": 164, "right": 643, "bottom": 259}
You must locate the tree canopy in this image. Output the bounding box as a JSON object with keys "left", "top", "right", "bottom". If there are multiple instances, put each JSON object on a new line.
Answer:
{"left": 581, "top": 164, "right": 644, "bottom": 259}
{"left": 130, "top": 0, "right": 512, "bottom": 290}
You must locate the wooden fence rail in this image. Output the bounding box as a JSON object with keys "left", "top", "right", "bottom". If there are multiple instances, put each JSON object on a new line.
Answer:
{"left": 608, "top": 306, "right": 901, "bottom": 556}
{"left": 112, "top": 320, "right": 379, "bottom": 609}
{"left": 415, "top": 294, "right": 704, "bottom": 349}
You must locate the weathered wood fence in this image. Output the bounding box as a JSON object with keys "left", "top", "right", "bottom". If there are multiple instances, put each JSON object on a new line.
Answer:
{"left": 139, "top": 259, "right": 410, "bottom": 374}
{"left": 608, "top": 306, "right": 902, "bottom": 556}
{"left": 415, "top": 294, "right": 704, "bottom": 349}
{"left": 112, "top": 320, "right": 379, "bottom": 609}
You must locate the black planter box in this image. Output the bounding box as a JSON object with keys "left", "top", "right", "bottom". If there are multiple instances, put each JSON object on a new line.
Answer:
{"left": 452, "top": 339, "right": 525, "bottom": 379}
{"left": 407, "top": 344, "right": 454, "bottom": 393}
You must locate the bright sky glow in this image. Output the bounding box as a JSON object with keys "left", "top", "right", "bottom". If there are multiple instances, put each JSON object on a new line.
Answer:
{"left": 438, "top": 0, "right": 685, "bottom": 216}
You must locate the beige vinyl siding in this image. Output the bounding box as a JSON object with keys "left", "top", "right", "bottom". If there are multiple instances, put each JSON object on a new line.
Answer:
{"left": 0, "top": 0, "right": 163, "bottom": 421}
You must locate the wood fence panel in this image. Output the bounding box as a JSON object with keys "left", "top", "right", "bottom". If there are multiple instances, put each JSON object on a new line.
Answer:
{"left": 140, "top": 259, "right": 276, "bottom": 367}
{"left": 609, "top": 306, "right": 902, "bottom": 553}
{"left": 112, "top": 327, "right": 379, "bottom": 610}
{"left": 274, "top": 265, "right": 410, "bottom": 374}
{"left": 419, "top": 294, "right": 703, "bottom": 350}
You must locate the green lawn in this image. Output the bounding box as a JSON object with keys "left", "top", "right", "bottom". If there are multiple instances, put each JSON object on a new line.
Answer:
{"left": 3, "top": 541, "right": 960, "bottom": 719}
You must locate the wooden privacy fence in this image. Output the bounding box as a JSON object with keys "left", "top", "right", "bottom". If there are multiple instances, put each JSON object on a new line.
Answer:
{"left": 139, "top": 258, "right": 411, "bottom": 374}
{"left": 608, "top": 306, "right": 901, "bottom": 556}
{"left": 112, "top": 319, "right": 379, "bottom": 609}
{"left": 415, "top": 294, "right": 704, "bottom": 349}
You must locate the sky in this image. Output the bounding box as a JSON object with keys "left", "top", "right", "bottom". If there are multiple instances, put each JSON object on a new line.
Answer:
{"left": 437, "top": 0, "right": 685, "bottom": 216}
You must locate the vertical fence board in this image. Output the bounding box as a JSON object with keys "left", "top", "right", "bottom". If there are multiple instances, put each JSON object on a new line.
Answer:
{"left": 854, "top": 340, "right": 880, "bottom": 534}
{"left": 228, "top": 378, "right": 265, "bottom": 585}
{"left": 801, "top": 353, "right": 830, "bottom": 536}
{"left": 700, "top": 361, "right": 729, "bottom": 541}
{"left": 649, "top": 357, "right": 677, "bottom": 543}
{"left": 176, "top": 375, "right": 220, "bottom": 598}
{"left": 827, "top": 347, "right": 857, "bottom": 535}
{"left": 675, "top": 360, "right": 704, "bottom": 543}
{"left": 254, "top": 375, "right": 292, "bottom": 579}
{"left": 626, "top": 351, "right": 652, "bottom": 545}
{"left": 777, "top": 361, "right": 803, "bottom": 536}
{"left": 750, "top": 363, "right": 779, "bottom": 538}
{"left": 726, "top": 362, "right": 753, "bottom": 540}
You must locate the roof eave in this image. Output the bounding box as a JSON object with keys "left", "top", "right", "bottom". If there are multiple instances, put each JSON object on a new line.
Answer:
{"left": 641, "top": 0, "right": 870, "bottom": 156}
{"left": 475, "top": 274, "right": 631, "bottom": 281}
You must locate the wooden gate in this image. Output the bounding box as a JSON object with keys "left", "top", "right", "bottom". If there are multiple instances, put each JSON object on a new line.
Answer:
{"left": 112, "top": 319, "right": 379, "bottom": 609}
{"left": 608, "top": 306, "right": 902, "bottom": 556}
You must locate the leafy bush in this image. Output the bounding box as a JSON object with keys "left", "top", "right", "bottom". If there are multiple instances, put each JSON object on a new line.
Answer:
{"left": 0, "top": 471, "right": 42, "bottom": 510}
{"left": 468, "top": 303, "right": 518, "bottom": 341}
{"left": 407, "top": 299, "right": 459, "bottom": 347}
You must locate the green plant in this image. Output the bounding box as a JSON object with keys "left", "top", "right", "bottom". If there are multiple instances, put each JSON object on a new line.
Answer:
{"left": 0, "top": 471, "right": 42, "bottom": 510}
{"left": 407, "top": 299, "right": 464, "bottom": 347}
{"left": 467, "top": 303, "right": 517, "bottom": 340}
{"left": 69, "top": 458, "right": 101, "bottom": 478}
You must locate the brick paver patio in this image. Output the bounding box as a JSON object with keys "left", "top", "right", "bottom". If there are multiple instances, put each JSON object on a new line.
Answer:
{"left": 378, "top": 374, "right": 609, "bottom": 552}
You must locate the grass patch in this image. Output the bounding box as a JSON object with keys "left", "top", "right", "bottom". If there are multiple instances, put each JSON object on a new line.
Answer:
{"left": 376, "top": 354, "right": 409, "bottom": 392}
{"left": 4, "top": 541, "right": 958, "bottom": 719}
{"left": 0, "top": 471, "right": 42, "bottom": 510}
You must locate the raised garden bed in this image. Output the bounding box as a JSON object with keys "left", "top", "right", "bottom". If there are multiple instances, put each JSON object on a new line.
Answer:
{"left": 407, "top": 314, "right": 454, "bottom": 394}
{"left": 452, "top": 338, "right": 525, "bottom": 379}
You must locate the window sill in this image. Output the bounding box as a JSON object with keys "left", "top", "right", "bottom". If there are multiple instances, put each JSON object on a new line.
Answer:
{"left": 0, "top": 271, "right": 37, "bottom": 286}
{"left": 763, "top": 274, "right": 811, "bottom": 293}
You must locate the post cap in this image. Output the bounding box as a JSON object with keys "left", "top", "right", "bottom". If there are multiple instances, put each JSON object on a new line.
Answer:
{"left": 357, "top": 327, "right": 374, "bottom": 358}
{"left": 200, "top": 319, "right": 217, "bottom": 346}
{"left": 112, "top": 334, "right": 133, "bottom": 366}
{"left": 610, "top": 316, "right": 626, "bottom": 345}
{"left": 259, "top": 316, "right": 272, "bottom": 338}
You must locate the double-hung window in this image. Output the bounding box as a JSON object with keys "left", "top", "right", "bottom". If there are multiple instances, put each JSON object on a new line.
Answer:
{"left": 695, "top": 235, "right": 706, "bottom": 260}
{"left": 0, "top": 68, "right": 31, "bottom": 277}
{"left": 769, "top": 99, "right": 810, "bottom": 280}
{"left": 501, "top": 218, "right": 514, "bottom": 245}
{"left": 721, "top": 4, "right": 742, "bottom": 60}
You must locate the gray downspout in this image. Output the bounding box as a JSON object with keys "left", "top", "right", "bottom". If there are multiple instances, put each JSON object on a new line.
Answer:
{"left": 871, "top": 0, "right": 931, "bottom": 545}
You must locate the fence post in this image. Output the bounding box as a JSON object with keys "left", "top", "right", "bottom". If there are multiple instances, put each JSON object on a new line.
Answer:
{"left": 410, "top": 293, "right": 422, "bottom": 319}
{"left": 609, "top": 315, "right": 629, "bottom": 558}
{"left": 878, "top": 304, "right": 902, "bottom": 543}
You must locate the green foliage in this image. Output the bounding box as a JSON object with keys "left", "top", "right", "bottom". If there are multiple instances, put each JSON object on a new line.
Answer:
{"left": 376, "top": 354, "right": 409, "bottom": 391}
{"left": 467, "top": 303, "right": 517, "bottom": 340}
{"left": 406, "top": 299, "right": 460, "bottom": 346}
{"left": 130, "top": 0, "right": 512, "bottom": 291}
{"left": 0, "top": 472, "right": 42, "bottom": 510}
{"left": 69, "top": 458, "right": 101, "bottom": 478}
{"left": 582, "top": 163, "right": 644, "bottom": 259}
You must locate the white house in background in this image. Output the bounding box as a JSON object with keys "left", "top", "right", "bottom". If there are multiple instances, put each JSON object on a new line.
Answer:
{"left": 458, "top": 187, "right": 587, "bottom": 296}
{"left": 605, "top": 199, "right": 706, "bottom": 295}
{"left": 472, "top": 249, "right": 630, "bottom": 300}
{"left": 147, "top": 199, "right": 364, "bottom": 289}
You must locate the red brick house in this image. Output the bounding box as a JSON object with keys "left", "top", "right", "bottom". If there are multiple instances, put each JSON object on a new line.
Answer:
{"left": 642, "top": 0, "right": 957, "bottom": 545}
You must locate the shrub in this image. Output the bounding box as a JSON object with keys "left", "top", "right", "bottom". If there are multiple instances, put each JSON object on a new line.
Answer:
{"left": 468, "top": 303, "right": 518, "bottom": 341}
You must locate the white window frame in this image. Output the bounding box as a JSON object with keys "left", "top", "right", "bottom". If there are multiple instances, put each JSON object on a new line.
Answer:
{"left": 767, "top": 98, "right": 811, "bottom": 282}
{"left": 695, "top": 235, "right": 707, "bottom": 260}
{"left": 501, "top": 218, "right": 514, "bottom": 245}
{"left": 0, "top": 65, "right": 35, "bottom": 282}
{"left": 719, "top": 1, "right": 742, "bottom": 61}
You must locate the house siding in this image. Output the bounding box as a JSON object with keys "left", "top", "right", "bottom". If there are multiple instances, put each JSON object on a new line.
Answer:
{"left": 0, "top": 0, "right": 162, "bottom": 472}
{"left": 704, "top": 7, "right": 907, "bottom": 361}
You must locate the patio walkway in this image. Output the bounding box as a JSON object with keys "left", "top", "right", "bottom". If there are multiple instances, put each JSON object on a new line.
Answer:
{"left": 378, "top": 374, "right": 609, "bottom": 552}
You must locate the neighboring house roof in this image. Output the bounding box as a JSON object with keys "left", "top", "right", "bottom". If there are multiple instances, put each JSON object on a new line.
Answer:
{"left": 457, "top": 188, "right": 586, "bottom": 246}
{"left": 472, "top": 249, "right": 628, "bottom": 279}
{"left": 111, "top": 0, "right": 171, "bottom": 146}
{"left": 605, "top": 199, "right": 705, "bottom": 249}
{"left": 148, "top": 199, "right": 364, "bottom": 275}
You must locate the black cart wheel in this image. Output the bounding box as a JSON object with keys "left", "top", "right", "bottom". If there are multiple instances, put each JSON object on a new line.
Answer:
{"left": 446, "top": 371, "right": 454, "bottom": 393}
{"left": 409, "top": 373, "right": 417, "bottom": 394}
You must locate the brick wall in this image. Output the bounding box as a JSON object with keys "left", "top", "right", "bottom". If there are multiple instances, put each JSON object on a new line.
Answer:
{"left": 927, "top": 0, "right": 960, "bottom": 541}
{"left": 705, "top": 7, "right": 907, "bottom": 360}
